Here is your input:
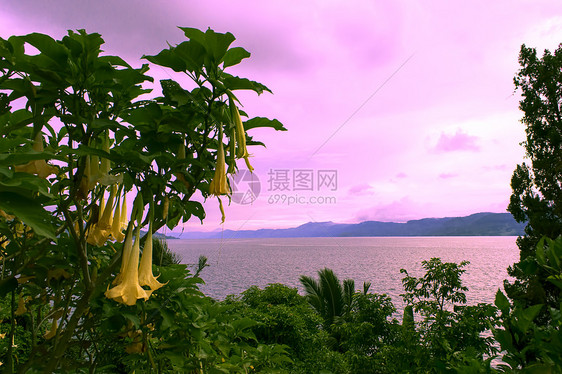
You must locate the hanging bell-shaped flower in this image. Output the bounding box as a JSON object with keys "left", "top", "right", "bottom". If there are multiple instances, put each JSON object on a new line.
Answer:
{"left": 208, "top": 128, "right": 229, "bottom": 224}
{"left": 14, "top": 131, "right": 58, "bottom": 178}
{"left": 110, "top": 195, "right": 125, "bottom": 242}
{"left": 174, "top": 138, "right": 192, "bottom": 190}
{"left": 105, "top": 225, "right": 151, "bottom": 305}
{"left": 120, "top": 194, "right": 128, "bottom": 231}
{"left": 44, "top": 319, "right": 58, "bottom": 340}
{"left": 229, "top": 97, "right": 254, "bottom": 172}
{"left": 15, "top": 294, "right": 28, "bottom": 316}
{"left": 208, "top": 128, "right": 230, "bottom": 196}
{"left": 112, "top": 223, "right": 133, "bottom": 285}
{"left": 99, "top": 132, "right": 123, "bottom": 186}
{"left": 97, "top": 185, "right": 117, "bottom": 231}
{"left": 86, "top": 190, "right": 112, "bottom": 247}
{"left": 138, "top": 220, "right": 165, "bottom": 291}
{"left": 229, "top": 98, "right": 247, "bottom": 159}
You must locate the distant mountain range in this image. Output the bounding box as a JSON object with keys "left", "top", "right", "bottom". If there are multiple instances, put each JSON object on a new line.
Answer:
{"left": 171, "top": 212, "right": 526, "bottom": 239}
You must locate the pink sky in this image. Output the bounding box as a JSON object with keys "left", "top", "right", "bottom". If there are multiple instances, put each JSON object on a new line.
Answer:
{"left": 2, "top": 1, "right": 561, "bottom": 232}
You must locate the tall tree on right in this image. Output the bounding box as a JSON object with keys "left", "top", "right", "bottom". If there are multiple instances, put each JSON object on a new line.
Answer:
{"left": 506, "top": 43, "right": 562, "bottom": 314}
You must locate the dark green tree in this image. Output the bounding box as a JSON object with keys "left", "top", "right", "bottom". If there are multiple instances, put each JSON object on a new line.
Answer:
{"left": 506, "top": 43, "right": 562, "bottom": 312}
{"left": 399, "top": 258, "right": 497, "bottom": 370}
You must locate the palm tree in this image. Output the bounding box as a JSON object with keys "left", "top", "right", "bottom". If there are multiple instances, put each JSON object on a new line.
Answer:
{"left": 300, "top": 268, "right": 367, "bottom": 328}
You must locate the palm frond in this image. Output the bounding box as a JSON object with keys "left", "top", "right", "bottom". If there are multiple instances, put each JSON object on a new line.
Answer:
{"left": 300, "top": 275, "right": 324, "bottom": 316}
{"left": 318, "top": 268, "right": 344, "bottom": 325}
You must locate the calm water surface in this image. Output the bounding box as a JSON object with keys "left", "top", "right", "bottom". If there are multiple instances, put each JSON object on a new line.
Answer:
{"left": 167, "top": 236, "right": 519, "bottom": 310}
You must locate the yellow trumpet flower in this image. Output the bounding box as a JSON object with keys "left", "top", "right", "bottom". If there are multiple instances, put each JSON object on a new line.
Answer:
{"left": 120, "top": 194, "right": 127, "bottom": 231}
{"left": 89, "top": 155, "right": 101, "bottom": 188}
{"left": 229, "top": 98, "right": 247, "bottom": 158}
{"left": 78, "top": 134, "right": 122, "bottom": 199}
{"left": 105, "top": 225, "right": 151, "bottom": 305}
{"left": 112, "top": 223, "right": 133, "bottom": 285}
{"left": 208, "top": 129, "right": 230, "bottom": 224}
{"left": 110, "top": 195, "right": 125, "bottom": 242}
{"left": 78, "top": 154, "right": 102, "bottom": 199}
{"left": 208, "top": 129, "right": 230, "bottom": 196}
{"left": 99, "top": 133, "right": 123, "bottom": 186}
{"left": 243, "top": 154, "right": 254, "bottom": 173}
{"left": 44, "top": 319, "right": 58, "bottom": 340}
{"left": 229, "top": 98, "right": 254, "bottom": 172}
{"left": 86, "top": 193, "right": 110, "bottom": 247}
{"left": 15, "top": 294, "right": 28, "bottom": 316}
{"left": 174, "top": 139, "right": 192, "bottom": 190}
{"left": 218, "top": 197, "right": 226, "bottom": 224}
{"left": 97, "top": 185, "right": 117, "bottom": 231}
{"left": 14, "top": 132, "right": 58, "bottom": 178}
{"left": 87, "top": 186, "right": 126, "bottom": 246}
{"left": 162, "top": 196, "right": 169, "bottom": 220}
{"left": 138, "top": 220, "right": 165, "bottom": 291}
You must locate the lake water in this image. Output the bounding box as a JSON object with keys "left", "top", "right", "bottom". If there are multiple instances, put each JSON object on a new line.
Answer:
{"left": 167, "top": 236, "right": 519, "bottom": 311}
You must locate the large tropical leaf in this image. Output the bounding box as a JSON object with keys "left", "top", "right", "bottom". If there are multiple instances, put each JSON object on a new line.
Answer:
{"left": 299, "top": 274, "right": 324, "bottom": 317}
{"left": 318, "top": 268, "right": 344, "bottom": 325}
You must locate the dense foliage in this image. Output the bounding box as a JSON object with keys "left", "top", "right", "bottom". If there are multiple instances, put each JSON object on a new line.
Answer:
{"left": 507, "top": 43, "right": 562, "bottom": 313}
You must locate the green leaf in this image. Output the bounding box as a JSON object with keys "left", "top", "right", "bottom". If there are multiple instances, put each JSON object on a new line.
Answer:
{"left": 222, "top": 47, "right": 251, "bottom": 68}
{"left": 179, "top": 27, "right": 207, "bottom": 47}
{"left": 0, "top": 172, "right": 53, "bottom": 198}
{"left": 183, "top": 201, "right": 205, "bottom": 223}
{"left": 495, "top": 290, "right": 510, "bottom": 313}
{"left": 160, "top": 79, "right": 191, "bottom": 106}
{"left": 179, "top": 27, "right": 235, "bottom": 63}
{"left": 494, "top": 328, "right": 514, "bottom": 351}
{"left": 91, "top": 118, "right": 122, "bottom": 131}
{"left": 0, "top": 192, "right": 56, "bottom": 239}
{"left": 174, "top": 41, "right": 206, "bottom": 73}
{"left": 546, "top": 241, "right": 561, "bottom": 269}
{"left": 0, "top": 151, "right": 60, "bottom": 167}
{"left": 536, "top": 237, "right": 546, "bottom": 264}
{"left": 522, "top": 304, "right": 543, "bottom": 321}
{"left": 0, "top": 108, "right": 34, "bottom": 135}
{"left": 143, "top": 49, "right": 187, "bottom": 72}
{"left": 547, "top": 275, "right": 562, "bottom": 290}
{"left": 160, "top": 309, "right": 174, "bottom": 330}
{"left": 0, "top": 277, "right": 18, "bottom": 297}
{"left": 222, "top": 73, "right": 272, "bottom": 95}
{"left": 22, "top": 33, "right": 68, "bottom": 66}
{"left": 121, "top": 312, "right": 141, "bottom": 327}
{"left": 0, "top": 166, "right": 13, "bottom": 178}
{"left": 244, "top": 117, "right": 287, "bottom": 132}
{"left": 204, "top": 29, "right": 235, "bottom": 62}
{"left": 98, "top": 55, "right": 132, "bottom": 68}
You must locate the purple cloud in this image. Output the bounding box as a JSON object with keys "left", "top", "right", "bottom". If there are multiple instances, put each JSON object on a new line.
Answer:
{"left": 439, "top": 172, "right": 458, "bottom": 179}
{"left": 348, "top": 184, "right": 374, "bottom": 196}
{"left": 433, "top": 129, "right": 480, "bottom": 153}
